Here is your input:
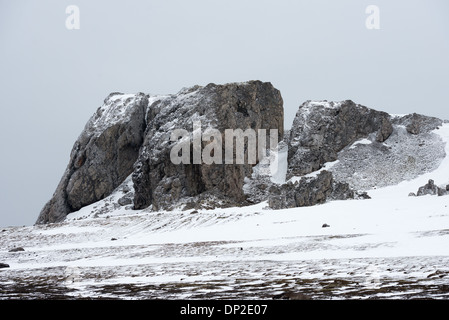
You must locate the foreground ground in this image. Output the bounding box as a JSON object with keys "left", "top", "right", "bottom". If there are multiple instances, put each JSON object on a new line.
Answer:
{"left": 2, "top": 126, "right": 449, "bottom": 300}
{"left": 1, "top": 192, "right": 449, "bottom": 299}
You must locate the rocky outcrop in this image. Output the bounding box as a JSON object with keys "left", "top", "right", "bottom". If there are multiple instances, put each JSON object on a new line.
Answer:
{"left": 287, "top": 100, "right": 393, "bottom": 178}
{"left": 286, "top": 100, "right": 446, "bottom": 193}
{"left": 414, "top": 179, "right": 448, "bottom": 197}
{"left": 36, "top": 93, "right": 148, "bottom": 224}
{"left": 36, "top": 80, "right": 447, "bottom": 224}
{"left": 328, "top": 126, "right": 445, "bottom": 191}
{"left": 37, "top": 81, "right": 283, "bottom": 223}
{"left": 393, "top": 113, "right": 443, "bottom": 135}
{"left": 132, "top": 81, "right": 284, "bottom": 211}
{"left": 267, "top": 171, "right": 357, "bottom": 210}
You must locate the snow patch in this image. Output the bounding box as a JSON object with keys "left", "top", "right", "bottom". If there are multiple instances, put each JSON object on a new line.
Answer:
{"left": 349, "top": 138, "right": 372, "bottom": 149}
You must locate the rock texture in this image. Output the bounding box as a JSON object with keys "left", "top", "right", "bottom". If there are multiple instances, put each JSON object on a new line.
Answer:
{"left": 37, "top": 81, "right": 283, "bottom": 223}
{"left": 132, "top": 81, "right": 284, "bottom": 211}
{"left": 36, "top": 81, "right": 447, "bottom": 225}
{"left": 36, "top": 93, "right": 148, "bottom": 224}
{"left": 286, "top": 100, "right": 446, "bottom": 192}
{"left": 328, "top": 125, "right": 446, "bottom": 191}
{"left": 415, "top": 179, "right": 448, "bottom": 197}
{"left": 287, "top": 100, "right": 393, "bottom": 179}
{"left": 267, "top": 171, "right": 355, "bottom": 210}
{"left": 393, "top": 113, "right": 442, "bottom": 135}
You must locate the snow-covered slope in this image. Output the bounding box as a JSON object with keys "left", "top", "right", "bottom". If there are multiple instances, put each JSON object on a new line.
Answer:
{"left": 1, "top": 124, "right": 449, "bottom": 299}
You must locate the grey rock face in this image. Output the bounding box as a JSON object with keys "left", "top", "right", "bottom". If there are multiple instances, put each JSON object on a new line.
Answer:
{"left": 36, "top": 93, "right": 148, "bottom": 224}
{"left": 132, "top": 81, "right": 284, "bottom": 211}
{"left": 267, "top": 171, "right": 356, "bottom": 210}
{"left": 287, "top": 100, "right": 393, "bottom": 178}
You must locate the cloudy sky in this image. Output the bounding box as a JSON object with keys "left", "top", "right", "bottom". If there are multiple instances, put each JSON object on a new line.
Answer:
{"left": 0, "top": 0, "right": 448, "bottom": 227}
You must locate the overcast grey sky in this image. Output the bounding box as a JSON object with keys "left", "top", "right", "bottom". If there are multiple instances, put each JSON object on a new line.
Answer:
{"left": 0, "top": 0, "right": 448, "bottom": 227}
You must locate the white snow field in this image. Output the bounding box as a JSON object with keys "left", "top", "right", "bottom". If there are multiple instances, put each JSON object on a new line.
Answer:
{"left": 1, "top": 124, "right": 449, "bottom": 299}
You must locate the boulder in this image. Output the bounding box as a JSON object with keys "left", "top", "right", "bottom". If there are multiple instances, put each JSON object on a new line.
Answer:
{"left": 37, "top": 81, "right": 284, "bottom": 223}
{"left": 0, "top": 263, "right": 9, "bottom": 269}
{"left": 417, "top": 179, "right": 438, "bottom": 196}
{"left": 8, "top": 247, "right": 25, "bottom": 252}
{"left": 132, "top": 81, "right": 284, "bottom": 211}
